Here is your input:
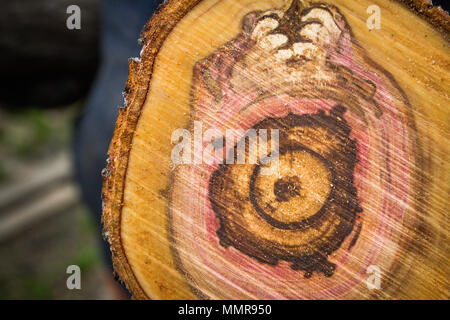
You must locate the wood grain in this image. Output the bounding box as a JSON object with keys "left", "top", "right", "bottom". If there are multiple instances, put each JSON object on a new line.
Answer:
{"left": 102, "top": 0, "right": 449, "bottom": 299}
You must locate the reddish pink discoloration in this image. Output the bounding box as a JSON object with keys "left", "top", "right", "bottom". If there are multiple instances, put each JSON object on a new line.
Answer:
{"left": 170, "top": 2, "right": 415, "bottom": 299}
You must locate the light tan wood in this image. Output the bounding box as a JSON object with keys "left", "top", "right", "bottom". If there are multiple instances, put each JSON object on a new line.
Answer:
{"left": 102, "top": 0, "right": 449, "bottom": 299}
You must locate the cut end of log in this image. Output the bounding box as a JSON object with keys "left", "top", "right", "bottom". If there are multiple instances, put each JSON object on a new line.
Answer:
{"left": 102, "top": 0, "right": 450, "bottom": 300}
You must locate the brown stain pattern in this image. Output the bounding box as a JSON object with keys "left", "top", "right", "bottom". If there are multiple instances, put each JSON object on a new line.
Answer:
{"left": 100, "top": 0, "right": 448, "bottom": 299}
{"left": 209, "top": 106, "right": 361, "bottom": 277}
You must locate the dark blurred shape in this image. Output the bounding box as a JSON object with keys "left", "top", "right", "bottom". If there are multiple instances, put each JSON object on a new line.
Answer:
{"left": 434, "top": 0, "right": 450, "bottom": 12}
{"left": 74, "top": 0, "right": 163, "bottom": 267}
{"left": 0, "top": 0, "right": 100, "bottom": 107}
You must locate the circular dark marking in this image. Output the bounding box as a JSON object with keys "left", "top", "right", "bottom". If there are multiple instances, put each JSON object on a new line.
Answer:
{"left": 249, "top": 145, "right": 337, "bottom": 230}
{"left": 209, "top": 107, "right": 361, "bottom": 277}
{"left": 274, "top": 175, "right": 302, "bottom": 202}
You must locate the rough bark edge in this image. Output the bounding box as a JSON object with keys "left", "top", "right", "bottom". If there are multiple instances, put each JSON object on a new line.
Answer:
{"left": 101, "top": 0, "right": 449, "bottom": 300}
{"left": 402, "top": 0, "right": 449, "bottom": 41}
{"left": 101, "top": 0, "right": 203, "bottom": 300}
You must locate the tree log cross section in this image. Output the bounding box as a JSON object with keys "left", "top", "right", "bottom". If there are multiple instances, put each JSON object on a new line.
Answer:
{"left": 102, "top": 0, "right": 450, "bottom": 299}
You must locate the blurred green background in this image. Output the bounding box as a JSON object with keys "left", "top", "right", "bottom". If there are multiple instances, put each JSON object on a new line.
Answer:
{"left": 0, "top": 0, "right": 123, "bottom": 299}
{"left": 0, "top": 105, "right": 121, "bottom": 299}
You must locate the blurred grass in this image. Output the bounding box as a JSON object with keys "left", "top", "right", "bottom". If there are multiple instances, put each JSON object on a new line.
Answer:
{"left": 0, "top": 103, "right": 81, "bottom": 184}
{"left": 0, "top": 163, "right": 6, "bottom": 183}
{"left": 22, "top": 277, "right": 53, "bottom": 300}
{"left": 0, "top": 201, "right": 105, "bottom": 299}
{"left": 5, "top": 109, "right": 53, "bottom": 157}
{"left": 75, "top": 247, "right": 101, "bottom": 273}
{"left": 0, "top": 103, "right": 111, "bottom": 299}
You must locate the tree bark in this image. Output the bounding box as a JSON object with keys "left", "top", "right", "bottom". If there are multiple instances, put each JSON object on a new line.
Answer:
{"left": 102, "top": 0, "right": 449, "bottom": 299}
{"left": 0, "top": 0, "right": 99, "bottom": 107}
